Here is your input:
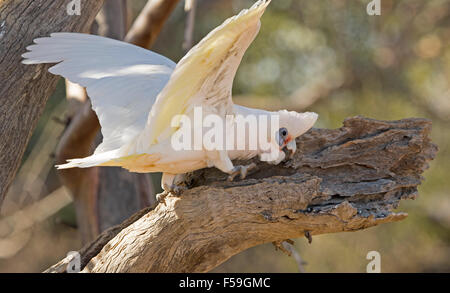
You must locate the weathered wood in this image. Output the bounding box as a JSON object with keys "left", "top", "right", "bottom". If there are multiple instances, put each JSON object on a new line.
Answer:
{"left": 45, "top": 203, "right": 156, "bottom": 273}
{"left": 0, "top": 0, "right": 105, "bottom": 207}
{"left": 46, "top": 116, "right": 437, "bottom": 273}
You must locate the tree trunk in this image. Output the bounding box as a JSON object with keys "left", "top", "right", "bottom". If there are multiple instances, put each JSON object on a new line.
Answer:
{"left": 0, "top": 0, "right": 105, "bottom": 207}
{"left": 46, "top": 116, "right": 437, "bottom": 273}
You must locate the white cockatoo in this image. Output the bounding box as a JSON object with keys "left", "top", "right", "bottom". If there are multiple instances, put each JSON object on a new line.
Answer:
{"left": 22, "top": 0, "right": 318, "bottom": 201}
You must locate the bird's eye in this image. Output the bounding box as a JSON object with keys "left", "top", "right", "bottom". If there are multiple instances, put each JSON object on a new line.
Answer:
{"left": 279, "top": 128, "right": 288, "bottom": 137}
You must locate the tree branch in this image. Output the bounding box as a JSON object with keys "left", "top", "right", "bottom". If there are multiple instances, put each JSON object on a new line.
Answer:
{"left": 124, "top": 0, "right": 180, "bottom": 49}
{"left": 46, "top": 116, "right": 437, "bottom": 273}
{"left": 182, "top": 0, "right": 197, "bottom": 52}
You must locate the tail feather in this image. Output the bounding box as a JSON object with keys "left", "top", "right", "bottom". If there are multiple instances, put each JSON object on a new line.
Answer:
{"left": 56, "top": 150, "right": 120, "bottom": 169}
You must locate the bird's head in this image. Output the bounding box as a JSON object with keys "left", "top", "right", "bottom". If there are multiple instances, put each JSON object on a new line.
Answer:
{"left": 274, "top": 110, "right": 318, "bottom": 157}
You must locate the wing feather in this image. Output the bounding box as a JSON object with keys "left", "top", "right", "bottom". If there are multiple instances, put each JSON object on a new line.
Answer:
{"left": 141, "top": 0, "right": 271, "bottom": 147}
{"left": 22, "top": 32, "right": 176, "bottom": 154}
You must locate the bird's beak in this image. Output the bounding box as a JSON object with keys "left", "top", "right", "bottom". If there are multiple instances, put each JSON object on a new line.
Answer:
{"left": 286, "top": 139, "right": 296, "bottom": 159}
{"left": 276, "top": 133, "right": 284, "bottom": 148}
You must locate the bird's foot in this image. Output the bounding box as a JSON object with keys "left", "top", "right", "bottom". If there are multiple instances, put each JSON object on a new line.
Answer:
{"left": 168, "top": 183, "right": 188, "bottom": 196}
{"left": 158, "top": 182, "right": 189, "bottom": 205}
{"left": 156, "top": 190, "right": 169, "bottom": 205}
{"left": 228, "top": 163, "right": 257, "bottom": 181}
{"left": 158, "top": 173, "right": 194, "bottom": 205}
{"left": 283, "top": 140, "right": 297, "bottom": 160}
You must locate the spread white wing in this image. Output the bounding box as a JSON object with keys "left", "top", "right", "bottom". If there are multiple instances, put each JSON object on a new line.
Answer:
{"left": 139, "top": 0, "right": 271, "bottom": 148}
{"left": 22, "top": 0, "right": 271, "bottom": 169}
{"left": 22, "top": 33, "right": 176, "bottom": 153}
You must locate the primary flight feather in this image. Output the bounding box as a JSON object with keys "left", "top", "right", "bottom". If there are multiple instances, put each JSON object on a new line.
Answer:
{"left": 22, "top": 0, "right": 318, "bottom": 198}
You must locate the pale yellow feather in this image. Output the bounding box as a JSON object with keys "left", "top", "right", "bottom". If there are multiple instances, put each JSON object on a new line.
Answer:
{"left": 144, "top": 0, "right": 271, "bottom": 147}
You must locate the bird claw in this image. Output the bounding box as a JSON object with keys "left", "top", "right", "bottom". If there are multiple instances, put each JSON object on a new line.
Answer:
{"left": 156, "top": 190, "right": 169, "bottom": 205}
{"left": 228, "top": 163, "right": 257, "bottom": 181}
{"left": 285, "top": 140, "right": 297, "bottom": 160}
{"left": 169, "top": 183, "right": 187, "bottom": 195}
{"left": 304, "top": 230, "right": 313, "bottom": 244}
{"left": 158, "top": 182, "right": 188, "bottom": 205}
{"left": 287, "top": 149, "right": 295, "bottom": 160}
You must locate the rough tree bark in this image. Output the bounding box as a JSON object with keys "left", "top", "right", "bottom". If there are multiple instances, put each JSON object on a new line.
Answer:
{"left": 46, "top": 116, "right": 437, "bottom": 273}
{"left": 0, "top": 0, "right": 105, "bottom": 207}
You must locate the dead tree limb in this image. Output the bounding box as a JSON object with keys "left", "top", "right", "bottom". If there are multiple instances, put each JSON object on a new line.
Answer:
{"left": 46, "top": 116, "right": 437, "bottom": 273}
{"left": 0, "top": 0, "right": 104, "bottom": 208}
{"left": 182, "top": 0, "right": 197, "bottom": 52}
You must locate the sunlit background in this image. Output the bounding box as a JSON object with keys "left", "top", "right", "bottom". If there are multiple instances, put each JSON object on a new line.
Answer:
{"left": 0, "top": 0, "right": 449, "bottom": 272}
